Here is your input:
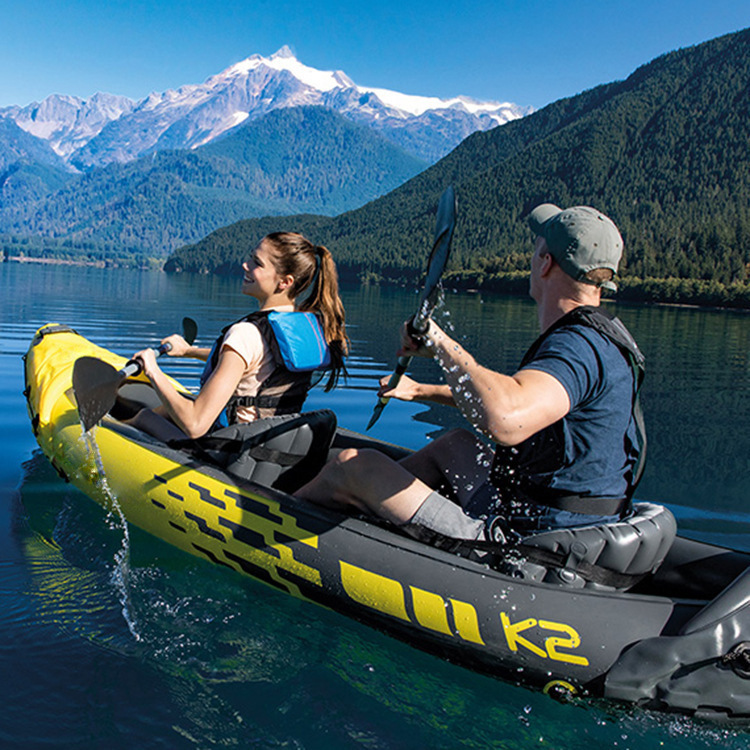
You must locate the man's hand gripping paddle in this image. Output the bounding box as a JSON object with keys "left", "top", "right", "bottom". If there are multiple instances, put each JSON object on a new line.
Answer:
{"left": 72, "top": 317, "right": 198, "bottom": 432}
{"left": 366, "top": 186, "right": 457, "bottom": 430}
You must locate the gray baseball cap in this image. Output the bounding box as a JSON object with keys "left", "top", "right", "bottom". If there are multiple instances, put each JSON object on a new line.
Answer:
{"left": 528, "top": 204, "right": 623, "bottom": 291}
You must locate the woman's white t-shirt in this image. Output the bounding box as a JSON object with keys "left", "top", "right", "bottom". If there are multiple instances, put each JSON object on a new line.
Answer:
{"left": 220, "top": 321, "right": 277, "bottom": 422}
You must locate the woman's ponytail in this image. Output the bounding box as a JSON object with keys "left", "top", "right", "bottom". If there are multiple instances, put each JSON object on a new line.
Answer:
{"left": 299, "top": 244, "right": 348, "bottom": 390}
{"left": 264, "top": 233, "right": 348, "bottom": 390}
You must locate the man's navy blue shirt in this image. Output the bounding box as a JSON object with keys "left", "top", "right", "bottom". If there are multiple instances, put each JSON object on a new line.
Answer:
{"left": 519, "top": 324, "right": 638, "bottom": 499}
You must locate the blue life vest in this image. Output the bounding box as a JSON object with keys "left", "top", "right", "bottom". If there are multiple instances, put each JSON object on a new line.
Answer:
{"left": 201, "top": 310, "right": 331, "bottom": 423}
{"left": 266, "top": 311, "right": 331, "bottom": 372}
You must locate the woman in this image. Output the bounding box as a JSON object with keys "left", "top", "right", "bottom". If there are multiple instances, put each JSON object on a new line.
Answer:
{"left": 132, "top": 232, "right": 348, "bottom": 439}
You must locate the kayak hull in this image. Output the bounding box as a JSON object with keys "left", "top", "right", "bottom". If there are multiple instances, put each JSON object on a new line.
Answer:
{"left": 24, "top": 324, "right": 750, "bottom": 720}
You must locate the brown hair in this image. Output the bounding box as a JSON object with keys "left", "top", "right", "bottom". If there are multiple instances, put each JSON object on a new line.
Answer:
{"left": 263, "top": 232, "right": 349, "bottom": 390}
{"left": 584, "top": 267, "right": 615, "bottom": 286}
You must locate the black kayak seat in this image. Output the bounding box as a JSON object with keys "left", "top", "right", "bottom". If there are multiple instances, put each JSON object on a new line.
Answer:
{"left": 112, "top": 382, "right": 165, "bottom": 416}
{"left": 191, "top": 409, "right": 338, "bottom": 493}
{"left": 112, "top": 380, "right": 338, "bottom": 492}
{"left": 510, "top": 502, "right": 677, "bottom": 591}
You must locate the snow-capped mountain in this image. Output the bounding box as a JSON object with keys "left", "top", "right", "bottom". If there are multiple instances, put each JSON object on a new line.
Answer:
{"left": 1, "top": 92, "right": 136, "bottom": 161}
{"left": 0, "top": 46, "right": 530, "bottom": 168}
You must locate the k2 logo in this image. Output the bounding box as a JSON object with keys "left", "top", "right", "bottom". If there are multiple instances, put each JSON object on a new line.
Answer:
{"left": 500, "top": 612, "right": 589, "bottom": 666}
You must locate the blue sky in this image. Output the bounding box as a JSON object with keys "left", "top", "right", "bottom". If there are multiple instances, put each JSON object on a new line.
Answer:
{"left": 1, "top": 0, "right": 747, "bottom": 110}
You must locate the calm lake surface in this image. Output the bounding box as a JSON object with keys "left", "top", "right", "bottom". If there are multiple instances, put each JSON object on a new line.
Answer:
{"left": 3, "top": 260, "right": 750, "bottom": 749}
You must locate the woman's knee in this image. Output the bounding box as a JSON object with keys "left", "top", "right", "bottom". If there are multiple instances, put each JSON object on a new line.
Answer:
{"left": 335, "top": 447, "right": 361, "bottom": 465}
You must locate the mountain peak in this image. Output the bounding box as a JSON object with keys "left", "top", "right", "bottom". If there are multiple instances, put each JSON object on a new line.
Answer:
{"left": 1, "top": 47, "right": 529, "bottom": 167}
{"left": 271, "top": 45, "right": 296, "bottom": 60}
{"left": 258, "top": 49, "right": 347, "bottom": 92}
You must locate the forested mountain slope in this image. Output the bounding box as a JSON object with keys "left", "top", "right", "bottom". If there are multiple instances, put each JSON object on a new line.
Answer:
{"left": 168, "top": 28, "right": 750, "bottom": 306}
{"left": 0, "top": 107, "right": 426, "bottom": 256}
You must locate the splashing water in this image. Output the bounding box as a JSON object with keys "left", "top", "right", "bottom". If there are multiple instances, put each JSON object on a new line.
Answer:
{"left": 433, "top": 288, "right": 452, "bottom": 330}
{"left": 78, "top": 425, "right": 141, "bottom": 641}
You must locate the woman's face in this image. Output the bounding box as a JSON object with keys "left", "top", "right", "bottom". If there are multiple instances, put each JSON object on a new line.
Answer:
{"left": 241, "top": 240, "right": 286, "bottom": 300}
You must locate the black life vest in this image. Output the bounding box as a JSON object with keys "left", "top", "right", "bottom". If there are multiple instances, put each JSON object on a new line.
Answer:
{"left": 201, "top": 311, "right": 317, "bottom": 424}
{"left": 490, "top": 305, "right": 647, "bottom": 517}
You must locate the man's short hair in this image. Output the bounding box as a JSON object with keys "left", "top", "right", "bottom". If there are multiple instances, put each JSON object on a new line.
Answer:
{"left": 585, "top": 267, "right": 615, "bottom": 285}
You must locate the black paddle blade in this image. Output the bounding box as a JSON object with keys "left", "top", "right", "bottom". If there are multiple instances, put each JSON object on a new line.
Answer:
{"left": 72, "top": 356, "right": 124, "bottom": 431}
{"left": 182, "top": 317, "right": 198, "bottom": 346}
{"left": 414, "top": 186, "right": 457, "bottom": 329}
{"left": 366, "top": 186, "right": 457, "bottom": 430}
{"left": 72, "top": 317, "right": 194, "bottom": 432}
{"left": 424, "top": 186, "right": 457, "bottom": 290}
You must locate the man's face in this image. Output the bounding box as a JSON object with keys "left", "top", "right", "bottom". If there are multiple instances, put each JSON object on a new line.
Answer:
{"left": 529, "top": 235, "right": 548, "bottom": 301}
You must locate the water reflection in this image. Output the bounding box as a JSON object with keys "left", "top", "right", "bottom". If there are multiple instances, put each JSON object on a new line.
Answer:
{"left": 16, "top": 455, "right": 750, "bottom": 750}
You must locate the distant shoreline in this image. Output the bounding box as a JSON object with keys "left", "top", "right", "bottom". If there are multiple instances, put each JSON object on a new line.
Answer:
{"left": 6, "top": 254, "right": 750, "bottom": 312}
{"left": 5, "top": 255, "right": 107, "bottom": 268}
{"left": 3, "top": 255, "right": 159, "bottom": 269}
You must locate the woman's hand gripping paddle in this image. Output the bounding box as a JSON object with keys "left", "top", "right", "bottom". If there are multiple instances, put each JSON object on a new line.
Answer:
{"left": 366, "top": 186, "right": 457, "bottom": 430}
{"left": 72, "top": 317, "right": 198, "bottom": 432}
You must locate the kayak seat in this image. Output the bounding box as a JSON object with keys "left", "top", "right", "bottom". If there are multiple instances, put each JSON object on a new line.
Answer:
{"left": 187, "top": 409, "right": 338, "bottom": 494}
{"left": 111, "top": 382, "right": 169, "bottom": 418}
{"left": 509, "top": 502, "right": 677, "bottom": 591}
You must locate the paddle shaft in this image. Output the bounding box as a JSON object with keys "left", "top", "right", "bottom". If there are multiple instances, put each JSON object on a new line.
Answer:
{"left": 122, "top": 315, "right": 197, "bottom": 376}
{"left": 74, "top": 317, "right": 196, "bottom": 431}
{"left": 366, "top": 188, "right": 455, "bottom": 430}
{"left": 380, "top": 355, "right": 411, "bottom": 399}
{"left": 124, "top": 341, "right": 172, "bottom": 378}
{"left": 372, "top": 304, "right": 432, "bottom": 411}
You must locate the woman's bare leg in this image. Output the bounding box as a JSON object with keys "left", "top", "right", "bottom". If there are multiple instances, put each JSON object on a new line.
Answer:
{"left": 295, "top": 429, "right": 492, "bottom": 523}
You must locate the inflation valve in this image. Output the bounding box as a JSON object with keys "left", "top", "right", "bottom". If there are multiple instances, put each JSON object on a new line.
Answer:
{"left": 542, "top": 680, "right": 578, "bottom": 702}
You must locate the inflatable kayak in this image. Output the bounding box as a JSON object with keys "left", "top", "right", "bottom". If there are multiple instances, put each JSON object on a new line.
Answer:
{"left": 24, "top": 323, "right": 750, "bottom": 721}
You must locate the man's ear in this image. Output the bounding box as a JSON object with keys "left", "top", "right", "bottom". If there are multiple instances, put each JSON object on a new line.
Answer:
{"left": 539, "top": 253, "right": 554, "bottom": 277}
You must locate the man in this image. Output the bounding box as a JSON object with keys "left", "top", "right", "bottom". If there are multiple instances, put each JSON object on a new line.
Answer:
{"left": 295, "top": 203, "right": 645, "bottom": 542}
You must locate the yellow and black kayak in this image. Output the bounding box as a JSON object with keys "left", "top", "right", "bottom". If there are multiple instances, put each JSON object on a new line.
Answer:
{"left": 24, "top": 323, "right": 750, "bottom": 721}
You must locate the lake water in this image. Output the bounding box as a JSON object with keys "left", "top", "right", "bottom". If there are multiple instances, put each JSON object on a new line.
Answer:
{"left": 3, "top": 260, "right": 750, "bottom": 749}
